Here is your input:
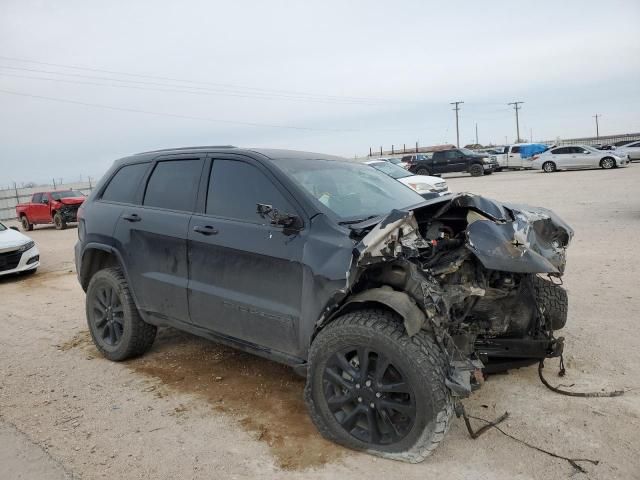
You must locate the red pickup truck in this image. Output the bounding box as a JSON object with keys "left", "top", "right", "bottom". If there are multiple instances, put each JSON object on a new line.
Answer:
{"left": 16, "top": 190, "right": 86, "bottom": 231}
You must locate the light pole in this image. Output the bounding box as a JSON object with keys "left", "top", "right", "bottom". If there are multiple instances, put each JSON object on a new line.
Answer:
{"left": 450, "top": 101, "right": 464, "bottom": 147}
{"left": 508, "top": 101, "right": 524, "bottom": 142}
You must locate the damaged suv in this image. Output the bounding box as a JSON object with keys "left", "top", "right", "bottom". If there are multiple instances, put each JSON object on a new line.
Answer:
{"left": 75, "top": 147, "right": 572, "bottom": 462}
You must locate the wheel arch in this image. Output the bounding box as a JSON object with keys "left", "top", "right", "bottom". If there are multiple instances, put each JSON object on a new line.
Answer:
{"left": 313, "top": 287, "right": 429, "bottom": 341}
{"left": 79, "top": 244, "right": 126, "bottom": 291}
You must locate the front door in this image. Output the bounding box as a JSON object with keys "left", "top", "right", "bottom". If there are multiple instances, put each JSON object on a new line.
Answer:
{"left": 30, "top": 193, "right": 49, "bottom": 223}
{"left": 113, "top": 156, "right": 204, "bottom": 325}
{"left": 508, "top": 146, "right": 522, "bottom": 168}
{"left": 188, "top": 156, "right": 306, "bottom": 356}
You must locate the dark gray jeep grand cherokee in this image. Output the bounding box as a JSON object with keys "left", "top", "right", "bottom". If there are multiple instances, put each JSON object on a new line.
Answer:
{"left": 75, "top": 146, "right": 572, "bottom": 462}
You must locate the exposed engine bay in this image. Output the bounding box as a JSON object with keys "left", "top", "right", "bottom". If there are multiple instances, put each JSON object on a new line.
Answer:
{"left": 345, "top": 193, "right": 574, "bottom": 397}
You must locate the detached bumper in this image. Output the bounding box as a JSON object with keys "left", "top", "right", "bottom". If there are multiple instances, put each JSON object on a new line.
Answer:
{"left": 0, "top": 244, "right": 40, "bottom": 276}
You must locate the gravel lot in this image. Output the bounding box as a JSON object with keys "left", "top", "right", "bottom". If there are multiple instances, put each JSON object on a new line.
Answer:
{"left": 1, "top": 166, "right": 639, "bottom": 480}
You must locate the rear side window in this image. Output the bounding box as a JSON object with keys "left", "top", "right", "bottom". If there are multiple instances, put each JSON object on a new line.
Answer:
{"left": 143, "top": 160, "right": 202, "bottom": 212}
{"left": 101, "top": 163, "right": 149, "bottom": 204}
{"left": 206, "top": 159, "right": 294, "bottom": 223}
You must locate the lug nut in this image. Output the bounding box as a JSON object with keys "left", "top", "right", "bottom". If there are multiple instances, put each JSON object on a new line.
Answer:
{"left": 355, "top": 383, "right": 360, "bottom": 389}
{"left": 365, "top": 380, "right": 371, "bottom": 387}
{"left": 357, "top": 397, "right": 362, "bottom": 403}
{"left": 369, "top": 402, "right": 375, "bottom": 408}
{"left": 375, "top": 392, "right": 381, "bottom": 398}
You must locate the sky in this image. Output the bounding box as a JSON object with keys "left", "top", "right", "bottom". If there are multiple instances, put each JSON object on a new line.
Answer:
{"left": 1, "top": 0, "right": 639, "bottom": 185}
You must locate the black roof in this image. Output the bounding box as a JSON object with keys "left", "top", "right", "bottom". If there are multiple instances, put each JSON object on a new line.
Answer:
{"left": 125, "top": 146, "right": 346, "bottom": 163}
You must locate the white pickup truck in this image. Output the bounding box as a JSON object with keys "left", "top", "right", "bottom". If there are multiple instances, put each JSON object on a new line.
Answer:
{"left": 490, "top": 144, "right": 525, "bottom": 170}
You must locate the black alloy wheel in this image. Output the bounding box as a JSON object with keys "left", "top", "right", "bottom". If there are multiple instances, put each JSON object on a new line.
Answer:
{"left": 323, "top": 347, "right": 416, "bottom": 445}
{"left": 91, "top": 283, "right": 125, "bottom": 347}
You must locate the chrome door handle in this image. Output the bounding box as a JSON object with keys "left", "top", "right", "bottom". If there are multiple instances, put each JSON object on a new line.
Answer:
{"left": 122, "top": 213, "right": 141, "bottom": 222}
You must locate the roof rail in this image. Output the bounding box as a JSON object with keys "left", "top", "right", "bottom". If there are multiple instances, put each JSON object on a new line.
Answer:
{"left": 135, "top": 145, "right": 237, "bottom": 155}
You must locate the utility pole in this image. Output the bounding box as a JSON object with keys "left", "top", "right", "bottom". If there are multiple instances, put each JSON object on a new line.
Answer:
{"left": 475, "top": 123, "right": 479, "bottom": 145}
{"left": 450, "top": 101, "right": 464, "bottom": 147}
{"left": 593, "top": 114, "right": 601, "bottom": 140}
{"left": 508, "top": 101, "right": 524, "bottom": 142}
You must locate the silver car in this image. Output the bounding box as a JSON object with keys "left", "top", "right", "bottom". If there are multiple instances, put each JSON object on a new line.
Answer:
{"left": 615, "top": 140, "right": 640, "bottom": 161}
{"left": 530, "top": 145, "right": 628, "bottom": 172}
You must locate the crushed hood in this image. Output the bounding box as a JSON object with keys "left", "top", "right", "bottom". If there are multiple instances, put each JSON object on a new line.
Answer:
{"left": 58, "top": 197, "right": 85, "bottom": 205}
{"left": 352, "top": 193, "right": 573, "bottom": 275}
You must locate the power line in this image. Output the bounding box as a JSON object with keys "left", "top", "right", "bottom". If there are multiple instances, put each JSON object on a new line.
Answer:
{"left": 0, "top": 65, "right": 385, "bottom": 106}
{"left": 450, "top": 101, "right": 464, "bottom": 147}
{"left": 508, "top": 101, "right": 524, "bottom": 142}
{"left": 0, "top": 54, "right": 403, "bottom": 105}
{"left": 0, "top": 88, "right": 356, "bottom": 132}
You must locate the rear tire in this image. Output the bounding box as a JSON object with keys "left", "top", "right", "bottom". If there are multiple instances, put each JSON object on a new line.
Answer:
{"left": 542, "top": 161, "right": 556, "bottom": 173}
{"left": 86, "top": 268, "right": 157, "bottom": 361}
{"left": 600, "top": 157, "right": 615, "bottom": 169}
{"left": 416, "top": 168, "right": 430, "bottom": 176}
{"left": 305, "top": 308, "right": 452, "bottom": 463}
{"left": 21, "top": 216, "right": 33, "bottom": 231}
{"left": 53, "top": 212, "right": 67, "bottom": 230}
{"left": 469, "top": 164, "right": 484, "bottom": 177}
{"left": 533, "top": 276, "right": 568, "bottom": 331}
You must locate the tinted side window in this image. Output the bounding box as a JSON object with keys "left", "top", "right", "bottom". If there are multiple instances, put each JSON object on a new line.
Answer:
{"left": 102, "top": 163, "right": 149, "bottom": 204}
{"left": 401, "top": 156, "right": 411, "bottom": 162}
{"left": 143, "top": 160, "right": 202, "bottom": 212}
{"left": 207, "top": 159, "right": 294, "bottom": 224}
{"left": 511, "top": 146, "right": 521, "bottom": 154}
{"left": 444, "top": 151, "right": 458, "bottom": 159}
{"left": 551, "top": 147, "right": 569, "bottom": 155}
{"left": 32, "top": 193, "right": 42, "bottom": 203}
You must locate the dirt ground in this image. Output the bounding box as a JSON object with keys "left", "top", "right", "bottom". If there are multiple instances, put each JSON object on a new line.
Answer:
{"left": 1, "top": 166, "right": 639, "bottom": 480}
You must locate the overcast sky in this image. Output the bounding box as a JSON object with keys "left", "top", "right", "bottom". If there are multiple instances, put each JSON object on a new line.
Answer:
{"left": 1, "top": 0, "right": 639, "bottom": 185}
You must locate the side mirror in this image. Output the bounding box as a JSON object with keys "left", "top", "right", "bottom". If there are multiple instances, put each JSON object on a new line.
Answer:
{"left": 42, "top": 198, "right": 49, "bottom": 204}
{"left": 10, "top": 226, "right": 19, "bottom": 231}
{"left": 256, "top": 203, "right": 302, "bottom": 230}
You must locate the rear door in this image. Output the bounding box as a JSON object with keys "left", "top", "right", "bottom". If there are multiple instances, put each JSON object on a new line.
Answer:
{"left": 551, "top": 147, "right": 575, "bottom": 168}
{"left": 113, "top": 155, "right": 204, "bottom": 325}
{"left": 188, "top": 155, "right": 306, "bottom": 356}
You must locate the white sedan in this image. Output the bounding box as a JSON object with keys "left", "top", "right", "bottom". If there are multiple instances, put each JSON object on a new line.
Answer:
{"left": 365, "top": 160, "right": 449, "bottom": 196}
{"left": 0, "top": 221, "right": 40, "bottom": 276}
{"left": 614, "top": 140, "right": 640, "bottom": 161}
{"left": 530, "top": 145, "right": 629, "bottom": 172}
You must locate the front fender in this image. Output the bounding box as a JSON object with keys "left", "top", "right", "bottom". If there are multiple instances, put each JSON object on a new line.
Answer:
{"left": 333, "top": 286, "right": 428, "bottom": 336}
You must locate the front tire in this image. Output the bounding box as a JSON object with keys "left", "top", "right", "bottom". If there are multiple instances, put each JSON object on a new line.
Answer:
{"left": 600, "top": 157, "right": 615, "bottom": 169}
{"left": 86, "top": 268, "right": 157, "bottom": 361}
{"left": 533, "top": 276, "right": 568, "bottom": 331}
{"left": 305, "top": 309, "right": 452, "bottom": 463}
{"left": 53, "top": 212, "right": 67, "bottom": 230}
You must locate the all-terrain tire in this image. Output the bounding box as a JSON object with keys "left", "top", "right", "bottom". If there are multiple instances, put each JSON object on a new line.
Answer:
{"left": 469, "top": 164, "right": 484, "bottom": 177}
{"left": 53, "top": 212, "right": 67, "bottom": 230}
{"left": 416, "top": 168, "right": 431, "bottom": 176}
{"left": 533, "top": 275, "right": 568, "bottom": 331}
{"left": 304, "top": 308, "right": 453, "bottom": 463}
{"left": 86, "top": 268, "right": 157, "bottom": 361}
{"left": 21, "top": 216, "right": 33, "bottom": 231}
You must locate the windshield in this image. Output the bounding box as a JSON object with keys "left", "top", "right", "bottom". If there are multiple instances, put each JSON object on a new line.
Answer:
{"left": 459, "top": 148, "right": 478, "bottom": 156}
{"left": 50, "top": 190, "right": 84, "bottom": 200}
{"left": 0, "top": 222, "right": 6, "bottom": 232}
{"left": 388, "top": 158, "right": 403, "bottom": 165}
{"left": 273, "top": 158, "right": 424, "bottom": 222}
{"left": 367, "top": 161, "right": 412, "bottom": 179}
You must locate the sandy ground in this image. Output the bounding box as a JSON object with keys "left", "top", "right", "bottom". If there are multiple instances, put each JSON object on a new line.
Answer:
{"left": 1, "top": 165, "right": 639, "bottom": 480}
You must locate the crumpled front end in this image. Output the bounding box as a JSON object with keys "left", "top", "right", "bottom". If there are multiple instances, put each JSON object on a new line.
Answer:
{"left": 346, "top": 193, "right": 572, "bottom": 396}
